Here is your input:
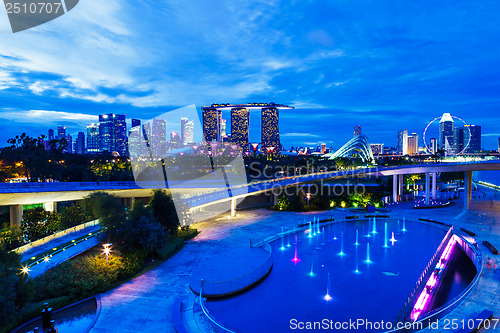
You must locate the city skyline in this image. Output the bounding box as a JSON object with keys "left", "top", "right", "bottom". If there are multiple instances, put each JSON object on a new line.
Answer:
{"left": 1, "top": 1, "right": 500, "bottom": 150}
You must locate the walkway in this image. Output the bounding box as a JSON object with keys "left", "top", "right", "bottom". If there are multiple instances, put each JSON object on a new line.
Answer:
{"left": 22, "top": 225, "right": 101, "bottom": 278}
{"left": 89, "top": 190, "right": 500, "bottom": 333}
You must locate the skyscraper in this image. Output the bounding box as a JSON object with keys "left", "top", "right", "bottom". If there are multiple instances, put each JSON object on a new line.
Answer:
{"left": 261, "top": 107, "right": 280, "bottom": 156}
{"left": 397, "top": 129, "right": 408, "bottom": 155}
{"left": 66, "top": 134, "right": 73, "bottom": 153}
{"left": 464, "top": 124, "right": 481, "bottom": 153}
{"left": 439, "top": 113, "right": 454, "bottom": 153}
{"left": 183, "top": 120, "right": 194, "bottom": 145}
{"left": 181, "top": 118, "right": 188, "bottom": 144}
{"left": 231, "top": 108, "right": 250, "bottom": 152}
{"left": 220, "top": 119, "right": 227, "bottom": 139}
{"left": 430, "top": 138, "right": 438, "bottom": 154}
{"left": 152, "top": 118, "right": 167, "bottom": 156}
{"left": 48, "top": 129, "right": 54, "bottom": 141}
{"left": 453, "top": 127, "right": 465, "bottom": 154}
{"left": 114, "top": 114, "right": 127, "bottom": 156}
{"left": 170, "top": 131, "right": 180, "bottom": 148}
{"left": 354, "top": 125, "right": 362, "bottom": 137}
{"left": 57, "top": 126, "right": 66, "bottom": 140}
{"left": 76, "top": 132, "right": 85, "bottom": 154}
{"left": 202, "top": 108, "right": 222, "bottom": 142}
{"left": 370, "top": 143, "right": 384, "bottom": 155}
{"left": 128, "top": 119, "right": 142, "bottom": 158}
{"left": 86, "top": 123, "right": 99, "bottom": 153}
{"left": 98, "top": 114, "right": 127, "bottom": 155}
{"left": 407, "top": 133, "right": 418, "bottom": 155}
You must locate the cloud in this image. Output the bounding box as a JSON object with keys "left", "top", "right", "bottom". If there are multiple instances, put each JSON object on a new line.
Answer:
{"left": 281, "top": 133, "right": 319, "bottom": 138}
{"left": 0, "top": 109, "right": 97, "bottom": 123}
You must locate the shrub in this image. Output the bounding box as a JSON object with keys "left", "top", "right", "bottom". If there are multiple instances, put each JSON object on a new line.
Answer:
{"left": 59, "top": 203, "right": 94, "bottom": 229}
{"left": 20, "top": 207, "right": 60, "bottom": 243}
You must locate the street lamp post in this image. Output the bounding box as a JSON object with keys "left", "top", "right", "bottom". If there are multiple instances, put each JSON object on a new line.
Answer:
{"left": 306, "top": 193, "right": 311, "bottom": 206}
{"left": 103, "top": 243, "right": 113, "bottom": 263}
{"left": 251, "top": 143, "right": 259, "bottom": 157}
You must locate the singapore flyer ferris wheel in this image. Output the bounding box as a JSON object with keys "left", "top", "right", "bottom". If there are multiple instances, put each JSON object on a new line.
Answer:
{"left": 423, "top": 114, "right": 471, "bottom": 156}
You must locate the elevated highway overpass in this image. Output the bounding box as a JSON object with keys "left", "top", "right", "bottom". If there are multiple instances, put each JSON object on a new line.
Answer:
{"left": 2, "top": 160, "right": 500, "bottom": 227}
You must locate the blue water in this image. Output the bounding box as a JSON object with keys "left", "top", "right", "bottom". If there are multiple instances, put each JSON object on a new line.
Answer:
{"left": 15, "top": 298, "right": 96, "bottom": 333}
{"left": 474, "top": 171, "right": 500, "bottom": 186}
{"left": 207, "top": 220, "right": 450, "bottom": 332}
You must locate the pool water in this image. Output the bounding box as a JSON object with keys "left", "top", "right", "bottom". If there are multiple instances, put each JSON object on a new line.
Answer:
{"left": 206, "top": 219, "right": 473, "bottom": 332}
{"left": 15, "top": 298, "right": 97, "bottom": 333}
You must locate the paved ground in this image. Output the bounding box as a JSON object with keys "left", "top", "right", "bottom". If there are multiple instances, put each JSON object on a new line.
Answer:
{"left": 87, "top": 188, "right": 500, "bottom": 333}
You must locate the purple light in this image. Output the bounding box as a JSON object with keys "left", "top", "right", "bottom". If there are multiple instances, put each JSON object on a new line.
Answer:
{"left": 291, "top": 235, "right": 301, "bottom": 264}
{"left": 409, "top": 235, "right": 457, "bottom": 321}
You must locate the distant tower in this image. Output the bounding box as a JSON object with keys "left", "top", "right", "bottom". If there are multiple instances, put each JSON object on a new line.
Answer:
{"left": 128, "top": 119, "right": 142, "bottom": 158}
{"left": 231, "top": 108, "right": 250, "bottom": 152}
{"left": 261, "top": 107, "right": 280, "bottom": 156}
{"left": 464, "top": 124, "right": 481, "bottom": 153}
{"left": 407, "top": 133, "right": 418, "bottom": 155}
{"left": 152, "top": 118, "right": 167, "bottom": 156}
{"left": 48, "top": 128, "right": 54, "bottom": 141}
{"left": 397, "top": 129, "right": 408, "bottom": 155}
{"left": 183, "top": 120, "right": 194, "bottom": 145}
{"left": 181, "top": 118, "right": 188, "bottom": 145}
{"left": 202, "top": 108, "right": 222, "bottom": 142}
{"left": 76, "top": 132, "right": 85, "bottom": 154}
{"left": 86, "top": 123, "right": 99, "bottom": 153}
{"left": 439, "top": 113, "right": 454, "bottom": 153}
{"left": 354, "top": 125, "right": 362, "bottom": 137}
{"left": 220, "top": 119, "right": 227, "bottom": 138}
{"left": 430, "top": 138, "right": 437, "bottom": 154}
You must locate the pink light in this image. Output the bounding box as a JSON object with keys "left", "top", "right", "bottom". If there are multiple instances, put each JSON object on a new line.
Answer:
{"left": 324, "top": 294, "right": 332, "bottom": 301}
{"left": 409, "top": 235, "right": 457, "bottom": 321}
{"left": 291, "top": 235, "right": 301, "bottom": 265}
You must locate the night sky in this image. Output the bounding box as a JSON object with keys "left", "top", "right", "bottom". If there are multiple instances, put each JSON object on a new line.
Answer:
{"left": 0, "top": 1, "right": 499, "bottom": 150}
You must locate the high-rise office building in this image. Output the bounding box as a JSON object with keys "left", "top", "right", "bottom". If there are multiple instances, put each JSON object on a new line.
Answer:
{"left": 76, "top": 132, "right": 85, "bottom": 154}
{"left": 407, "top": 133, "right": 419, "bottom": 155}
{"left": 320, "top": 143, "right": 327, "bottom": 154}
{"left": 152, "top": 118, "right": 167, "bottom": 156}
{"left": 65, "top": 134, "right": 73, "bottom": 153}
{"left": 183, "top": 120, "right": 194, "bottom": 145}
{"left": 464, "top": 124, "right": 481, "bottom": 153}
{"left": 48, "top": 129, "right": 54, "bottom": 141}
{"left": 170, "top": 131, "right": 180, "bottom": 148}
{"left": 439, "top": 113, "right": 454, "bottom": 153}
{"left": 430, "top": 138, "right": 438, "bottom": 154}
{"left": 354, "top": 125, "right": 362, "bottom": 137}
{"left": 98, "top": 114, "right": 127, "bottom": 155}
{"left": 202, "top": 108, "right": 222, "bottom": 142}
{"left": 220, "top": 119, "right": 227, "bottom": 139}
{"left": 57, "top": 126, "right": 66, "bottom": 140}
{"left": 231, "top": 108, "right": 250, "bottom": 152}
{"left": 181, "top": 118, "right": 188, "bottom": 144}
{"left": 370, "top": 143, "right": 384, "bottom": 155}
{"left": 397, "top": 129, "right": 408, "bottom": 155}
{"left": 128, "top": 119, "right": 142, "bottom": 158}
{"left": 86, "top": 123, "right": 99, "bottom": 153}
{"left": 453, "top": 127, "right": 465, "bottom": 154}
{"left": 261, "top": 107, "right": 280, "bottom": 156}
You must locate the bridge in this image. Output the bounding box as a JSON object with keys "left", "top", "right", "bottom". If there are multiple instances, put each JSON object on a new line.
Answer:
{"left": 2, "top": 160, "right": 500, "bottom": 227}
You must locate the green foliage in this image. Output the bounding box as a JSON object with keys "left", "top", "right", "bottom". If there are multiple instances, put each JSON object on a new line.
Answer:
{"left": 114, "top": 215, "right": 168, "bottom": 254}
{"left": 59, "top": 202, "right": 94, "bottom": 229}
{"left": 0, "top": 228, "right": 23, "bottom": 250}
{"left": 149, "top": 190, "right": 179, "bottom": 235}
{"left": 21, "top": 207, "right": 60, "bottom": 243}
{"left": 275, "top": 194, "right": 292, "bottom": 211}
{"left": 83, "top": 192, "right": 125, "bottom": 241}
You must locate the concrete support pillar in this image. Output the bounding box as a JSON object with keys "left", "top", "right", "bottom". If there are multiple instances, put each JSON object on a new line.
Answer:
{"left": 393, "top": 175, "right": 398, "bottom": 203}
{"left": 44, "top": 202, "right": 57, "bottom": 213}
{"left": 230, "top": 198, "right": 236, "bottom": 217}
{"left": 432, "top": 172, "right": 437, "bottom": 200}
{"left": 10, "top": 204, "right": 23, "bottom": 229}
{"left": 464, "top": 171, "right": 472, "bottom": 210}
{"left": 398, "top": 174, "right": 404, "bottom": 197}
{"left": 425, "top": 173, "right": 430, "bottom": 206}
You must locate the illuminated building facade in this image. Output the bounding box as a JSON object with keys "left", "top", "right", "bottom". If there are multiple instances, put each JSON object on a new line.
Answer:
{"left": 202, "top": 108, "right": 222, "bottom": 142}
{"left": 397, "top": 129, "right": 408, "bottom": 155}
{"left": 261, "top": 107, "right": 280, "bottom": 156}
{"left": 75, "top": 132, "right": 85, "bottom": 154}
{"left": 231, "top": 108, "right": 250, "bottom": 152}
{"left": 98, "top": 114, "right": 127, "bottom": 156}
{"left": 86, "top": 124, "right": 99, "bottom": 153}
{"left": 439, "top": 113, "right": 454, "bottom": 151}
{"left": 370, "top": 143, "right": 384, "bottom": 155}
{"left": 183, "top": 120, "right": 194, "bottom": 145}
{"left": 464, "top": 124, "right": 481, "bottom": 153}
{"left": 430, "top": 138, "right": 437, "bottom": 154}
{"left": 152, "top": 118, "right": 167, "bottom": 156}
{"left": 407, "top": 133, "right": 419, "bottom": 155}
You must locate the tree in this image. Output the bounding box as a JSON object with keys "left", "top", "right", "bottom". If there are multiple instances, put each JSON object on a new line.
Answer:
{"left": 0, "top": 244, "right": 33, "bottom": 323}
{"left": 149, "top": 190, "right": 179, "bottom": 235}
{"left": 83, "top": 192, "right": 125, "bottom": 241}
{"left": 59, "top": 203, "right": 94, "bottom": 229}
{"left": 21, "top": 207, "right": 59, "bottom": 243}
{"left": 114, "top": 215, "right": 168, "bottom": 254}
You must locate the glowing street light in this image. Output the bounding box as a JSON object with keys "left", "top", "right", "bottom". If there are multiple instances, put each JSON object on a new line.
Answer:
{"left": 21, "top": 266, "right": 30, "bottom": 275}
{"left": 306, "top": 193, "right": 311, "bottom": 206}
{"left": 103, "top": 243, "right": 113, "bottom": 263}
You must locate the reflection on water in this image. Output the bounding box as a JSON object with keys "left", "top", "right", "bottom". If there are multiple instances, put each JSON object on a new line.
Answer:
{"left": 15, "top": 298, "right": 97, "bottom": 333}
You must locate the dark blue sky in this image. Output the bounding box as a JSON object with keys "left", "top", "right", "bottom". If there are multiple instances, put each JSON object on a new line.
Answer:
{"left": 0, "top": 1, "right": 499, "bottom": 150}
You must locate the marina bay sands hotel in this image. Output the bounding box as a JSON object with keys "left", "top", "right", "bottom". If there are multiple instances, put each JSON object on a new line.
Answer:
{"left": 201, "top": 103, "right": 294, "bottom": 155}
